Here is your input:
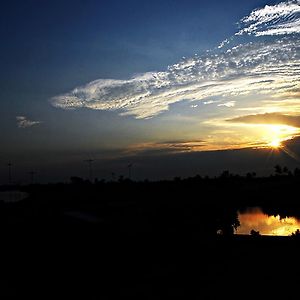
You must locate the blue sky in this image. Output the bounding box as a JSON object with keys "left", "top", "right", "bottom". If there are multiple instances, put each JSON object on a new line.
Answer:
{"left": 1, "top": 0, "right": 300, "bottom": 183}
{"left": 1, "top": 0, "right": 269, "bottom": 88}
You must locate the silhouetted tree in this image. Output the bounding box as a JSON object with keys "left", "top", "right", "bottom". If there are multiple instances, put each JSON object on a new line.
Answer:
{"left": 274, "top": 165, "right": 282, "bottom": 175}
{"left": 294, "top": 168, "right": 300, "bottom": 177}
{"left": 215, "top": 209, "right": 240, "bottom": 236}
{"left": 220, "top": 170, "right": 230, "bottom": 179}
{"left": 70, "top": 176, "right": 84, "bottom": 185}
{"left": 283, "top": 166, "right": 289, "bottom": 175}
{"left": 291, "top": 229, "right": 300, "bottom": 238}
{"left": 250, "top": 229, "right": 260, "bottom": 237}
{"left": 246, "top": 172, "right": 256, "bottom": 179}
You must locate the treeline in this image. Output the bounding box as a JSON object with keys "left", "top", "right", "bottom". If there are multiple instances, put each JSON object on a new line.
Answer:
{"left": 0, "top": 165, "right": 299, "bottom": 240}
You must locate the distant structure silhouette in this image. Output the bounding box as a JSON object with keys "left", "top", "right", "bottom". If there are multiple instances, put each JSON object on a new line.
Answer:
{"left": 29, "top": 171, "right": 36, "bottom": 184}
{"left": 111, "top": 172, "right": 116, "bottom": 182}
{"left": 7, "top": 162, "right": 12, "bottom": 185}
{"left": 128, "top": 163, "right": 133, "bottom": 180}
{"left": 84, "top": 159, "right": 95, "bottom": 181}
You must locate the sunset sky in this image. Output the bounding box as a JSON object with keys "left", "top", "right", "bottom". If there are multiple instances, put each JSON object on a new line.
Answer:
{"left": 1, "top": 0, "right": 300, "bottom": 183}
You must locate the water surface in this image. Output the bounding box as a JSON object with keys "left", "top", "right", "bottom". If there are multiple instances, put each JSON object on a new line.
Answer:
{"left": 0, "top": 191, "right": 29, "bottom": 203}
{"left": 237, "top": 207, "right": 300, "bottom": 236}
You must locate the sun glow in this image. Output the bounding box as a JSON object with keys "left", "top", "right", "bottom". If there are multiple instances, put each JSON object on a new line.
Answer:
{"left": 269, "top": 139, "right": 281, "bottom": 149}
{"left": 203, "top": 119, "right": 300, "bottom": 151}
{"left": 262, "top": 124, "right": 298, "bottom": 149}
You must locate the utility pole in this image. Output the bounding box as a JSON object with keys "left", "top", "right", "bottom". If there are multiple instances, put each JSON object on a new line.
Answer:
{"left": 84, "top": 159, "right": 95, "bottom": 182}
{"left": 111, "top": 172, "right": 115, "bottom": 182}
{"left": 29, "top": 171, "right": 36, "bottom": 184}
{"left": 128, "top": 163, "right": 132, "bottom": 180}
{"left": 8, "top": 162, "right": 12, "bottom": 185}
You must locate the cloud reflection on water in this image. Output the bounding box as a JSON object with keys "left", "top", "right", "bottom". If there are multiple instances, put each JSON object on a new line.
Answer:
{"left": 237, "top": 207, "right": 300, "bottom": 236}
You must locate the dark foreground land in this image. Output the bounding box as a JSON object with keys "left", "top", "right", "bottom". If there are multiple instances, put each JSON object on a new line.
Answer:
{"left": 1, "top": 174, "right": 300, "bottom": 299}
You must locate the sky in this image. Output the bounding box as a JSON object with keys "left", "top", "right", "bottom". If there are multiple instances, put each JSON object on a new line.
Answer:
{"left": 1, "top": 0, "right": 300, "bottom": 183}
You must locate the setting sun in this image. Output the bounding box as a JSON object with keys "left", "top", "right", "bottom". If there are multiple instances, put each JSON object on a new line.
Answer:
{"left": 269, "top": 139, "right": 281, "bottom": 149}
{"left": 261, "top": 124, "right": 299, "bottom": 150}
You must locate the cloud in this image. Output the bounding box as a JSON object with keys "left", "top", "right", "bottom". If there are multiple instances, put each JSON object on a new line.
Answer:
{"left": 236, "top": 0, "right": 300, "bottom": 36}
{"left": 125, "top": 140, "right": 206, "bottom": 156}
{"left": 218, "top": 101, "right": 236, "bottom": 108}
{"left": 16, "top": 116, "right": 41, "bottom": 128}
{"left": 51, "top": 1, "right": 300, "bottom": 119}
{"left": 227, "top": 112, "right": 300, "bottom": 128}
{"left": 218, "top": 39, "right": 230, "bottom": 49}
{"left": 203, "top": 101, "right": 215, "bottom": 105}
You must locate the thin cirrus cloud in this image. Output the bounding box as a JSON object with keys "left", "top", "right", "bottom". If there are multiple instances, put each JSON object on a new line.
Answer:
{"left": 218, "top": 101, "right": 236, "bottom": 108}
{"left": 119, "top": 140, "right": 206, "bottom": 157}
{"left": 16, "top": 116, "right": 41, "bottom": 128}
{"left": 51, "top": 0, "right": 300, "bottom": 120}
{"left": 236, "top": 0, "right": 300, "bottom": 36}
{"left": 227, "top": 112, "right": 300, "bottom": 128}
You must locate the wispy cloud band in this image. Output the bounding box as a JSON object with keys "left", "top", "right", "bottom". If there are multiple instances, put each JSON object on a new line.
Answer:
{"left": 51, "top": 1, "right": 300, "bottom": 119}
{"left": 237, "top": 0, "right": 300, "bottom": 36}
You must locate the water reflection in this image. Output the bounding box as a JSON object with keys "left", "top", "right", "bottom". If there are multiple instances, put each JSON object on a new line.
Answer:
{"left": 0, "top": 191, "right": 28, "bottom": 203}
{"left": 236, "top": 207, "right": 300, "bottom": 236}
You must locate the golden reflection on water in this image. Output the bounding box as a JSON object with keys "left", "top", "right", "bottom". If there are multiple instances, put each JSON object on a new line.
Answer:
{"left": 236, "top": 207, "right": 300, "bottom": 236}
